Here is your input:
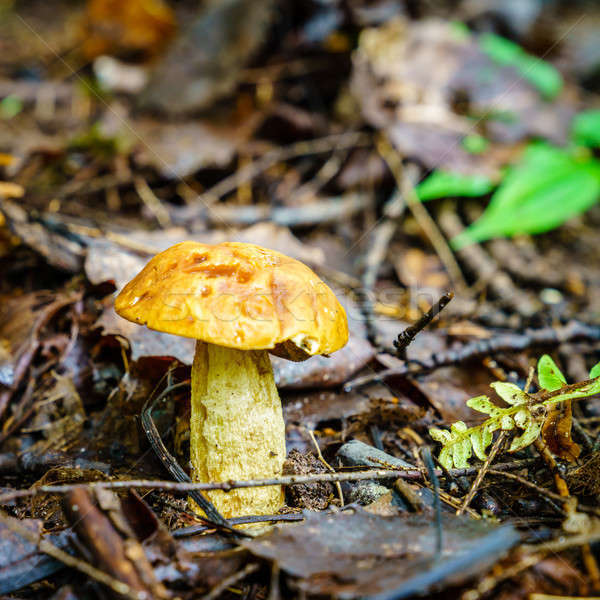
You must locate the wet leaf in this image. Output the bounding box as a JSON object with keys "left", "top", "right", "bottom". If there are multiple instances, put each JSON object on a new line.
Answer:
{"left": 352, "top": 18, "right": 575, "bottom": 176}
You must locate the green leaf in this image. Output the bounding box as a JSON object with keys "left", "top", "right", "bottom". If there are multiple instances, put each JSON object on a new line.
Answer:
{"left": 415, "top": 170, "right": 495, "bottom": 201}
{"left": 538, "top": 354, "right": 567, "bottom": 391}
{"left": 429, "top": 427, "right": 452, "bottom": 444}
{"left": 513, "top": 408, "right": 530, "bottom": 429}
{"left": 462, "top": 134, "right": 489, "bottom": 154}
{"left": 509, "top": 419, "right": 543, "bottom": 452}
{"left": 479, "top": 33, "right": 563, "bottom": 99}
{"left": 452, "top": 144, "right": 600, "bottom": 249}
{"left": 544, "top": 378, "right": 600, "bottom": 406}
{"left": 438, "top": 446, "right": 453, "bottom": 471}
{"left": 0, "top": 95, "right": 23, "bottom": 120}
{"left": 573, "top": 109, "right": 600, "bottom": 148}
{"left": 452, "top": 436, "right": 472, "bottom": 469}
{"left": 466, "top": 395, "right": 502, "bottom": 416}
{"left": 470, "top": 426, "right": 493, "bottom": 461}
{"left": 501, "top": 414, "right": 515, "bottom": 430}
{"left": 491, "top": 382, "right": 529, "bottom": 405}
{"left": 590, "top": 362, "right": 600, "bottom": 380}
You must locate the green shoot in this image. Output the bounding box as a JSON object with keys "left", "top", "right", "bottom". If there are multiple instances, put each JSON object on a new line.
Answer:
{"left": 429, "top": 355, "right": 600, "bottom": 470}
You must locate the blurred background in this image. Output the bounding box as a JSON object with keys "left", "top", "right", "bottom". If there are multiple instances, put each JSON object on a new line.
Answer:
{"left": 2, "top": 2, "right": 600, "bottom": 598}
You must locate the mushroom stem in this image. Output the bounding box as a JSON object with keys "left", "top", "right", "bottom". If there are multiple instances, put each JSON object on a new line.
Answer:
{"left": 189, "top": 341, "right": 286, "bottom": 518}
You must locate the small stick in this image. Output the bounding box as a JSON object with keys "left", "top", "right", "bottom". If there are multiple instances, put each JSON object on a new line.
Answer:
{"left": 0, "top": 460, "right": 539, "bottom": 504}
{"left": 376, "top": 136, "right": 467, "bottom": 292}
{"left": 140, "top": 381, "right": 234, "bottom": 533}
{"left": 394, "top": 292, "right": 454, "bottom": 359}
{"left": 173, "top": 512, "right": 304, "bottom": 538}
{"left": 193, "top": 131, "right": 370, "bottom": 208}
{"left": 421, "top": 447, "right": 443, "bottom": 558}
{"left": 457, "top": 432, "right": 506, "bottom": 516}
{"left": 344, "top": 320, "right": 600, "bottom": 391}
{"left": 200, "top": 563, "right": 260, "bottom": 600}
{"left": 133, "top": 176, "right": 171, "bottom": 228}
{"left": 308, "top": 430, "right": 344, "bottom": 506}
{"left": 359, "top": 189, "right": 405, "bottom": 346}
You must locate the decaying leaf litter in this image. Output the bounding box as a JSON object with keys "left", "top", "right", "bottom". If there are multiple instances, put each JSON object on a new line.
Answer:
{"left": 1, "top": 0, "right": 600, "bottom": 598}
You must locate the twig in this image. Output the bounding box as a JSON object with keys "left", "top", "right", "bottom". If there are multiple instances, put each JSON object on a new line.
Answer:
{"left": 0, "top": 511, "right": 146, "bottom": 600}
{"left": 133, "top": 176, "right": 171, "bottom": 228}
{"left": 359, "top": 189, "right": 405, "bottom": 346}
{"left": 461, "top": 553, "right": 544, "bottom": 600}
{"left": 457, "top": 432, "right": 506, "bottom": 516}
{"left": 394, "top": 292, "right": 454, "bottom": 359}
{"left": 344, "top": 320, "right": 600, "bottom": 391}
{"left": 178, "top": 192, "right": 368, "bottom": 227}
{"left": 189, "top": 131, "right": 370, "bottom": 210}
{"left": 422, "top": 447, "right": 443, "bottom": 558}
{"left": 376, "top": 136, "right": 467, "bottom": 292}
{"left": 200, "top": 563, "right": 260, "bottom": 600}
{"left": 140, "top": 381, "right": 235, "bottom": 533}
{"left": 308, "top": 430, "right": 344, "bottom": 506}
{"left": 0, "top": 460, "right": 539, "bottom": 504}
{"left": 438, "top": 201, "right": 539, "bottom": 316}
{"left": 173, "top": 513, "right": 304, "bottom": 538}
{"left": 486, "top": 470, "right": 567, "bottom": 515}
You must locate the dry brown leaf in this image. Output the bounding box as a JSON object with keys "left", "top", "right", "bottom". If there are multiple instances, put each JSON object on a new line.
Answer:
{"left": 541, "top": 400, "right": 581, "bottom": 462}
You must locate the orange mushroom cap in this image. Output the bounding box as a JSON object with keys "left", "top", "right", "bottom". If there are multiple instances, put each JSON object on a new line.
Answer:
{"left": 114, "top": 241, "right": 348, "bottom": 360}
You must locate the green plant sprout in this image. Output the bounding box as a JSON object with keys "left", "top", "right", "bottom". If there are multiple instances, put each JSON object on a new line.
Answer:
{"left": 429, "top": 355, "right": 600, "bottom": 470}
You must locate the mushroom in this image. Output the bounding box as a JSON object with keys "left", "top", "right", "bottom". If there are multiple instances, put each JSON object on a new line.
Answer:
{"left": 114, "top": 241, "right": 348, "bottom": 518}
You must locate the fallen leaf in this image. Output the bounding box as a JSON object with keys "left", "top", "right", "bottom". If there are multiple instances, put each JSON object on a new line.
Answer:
{"left": 351, "top": 18, "right": 575, "bottom": 175}
{"left": 541, "top": 401, "right": 581, "bottom": 462}
{"left": 242, "top": 509, "right": 519, "bottom": 599}
{"left": 0, "top": 517, "right": 73, "bottom": 594}
{"left": 0, "top": 291, "right": 54, "bottom": 387}
{"left": 130, "top": 118, "right": 251, "bottom": 179}
{"left": 273, "top": 332, "right": 375, "bottom": 389}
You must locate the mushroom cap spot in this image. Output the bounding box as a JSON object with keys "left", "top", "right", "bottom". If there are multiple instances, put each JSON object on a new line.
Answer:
{"left": 114, "top": 241, "right": 348, "bottom": 359}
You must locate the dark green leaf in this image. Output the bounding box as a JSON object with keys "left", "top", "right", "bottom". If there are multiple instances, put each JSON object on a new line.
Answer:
{"left": 480, "top": 33, "right": 563, "bottom": 99}
{"left": 415, "top": 170, "right": 494, "bottom": 201}
{"left": 538, "top": 355, "right": 567, "bottom": 392}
